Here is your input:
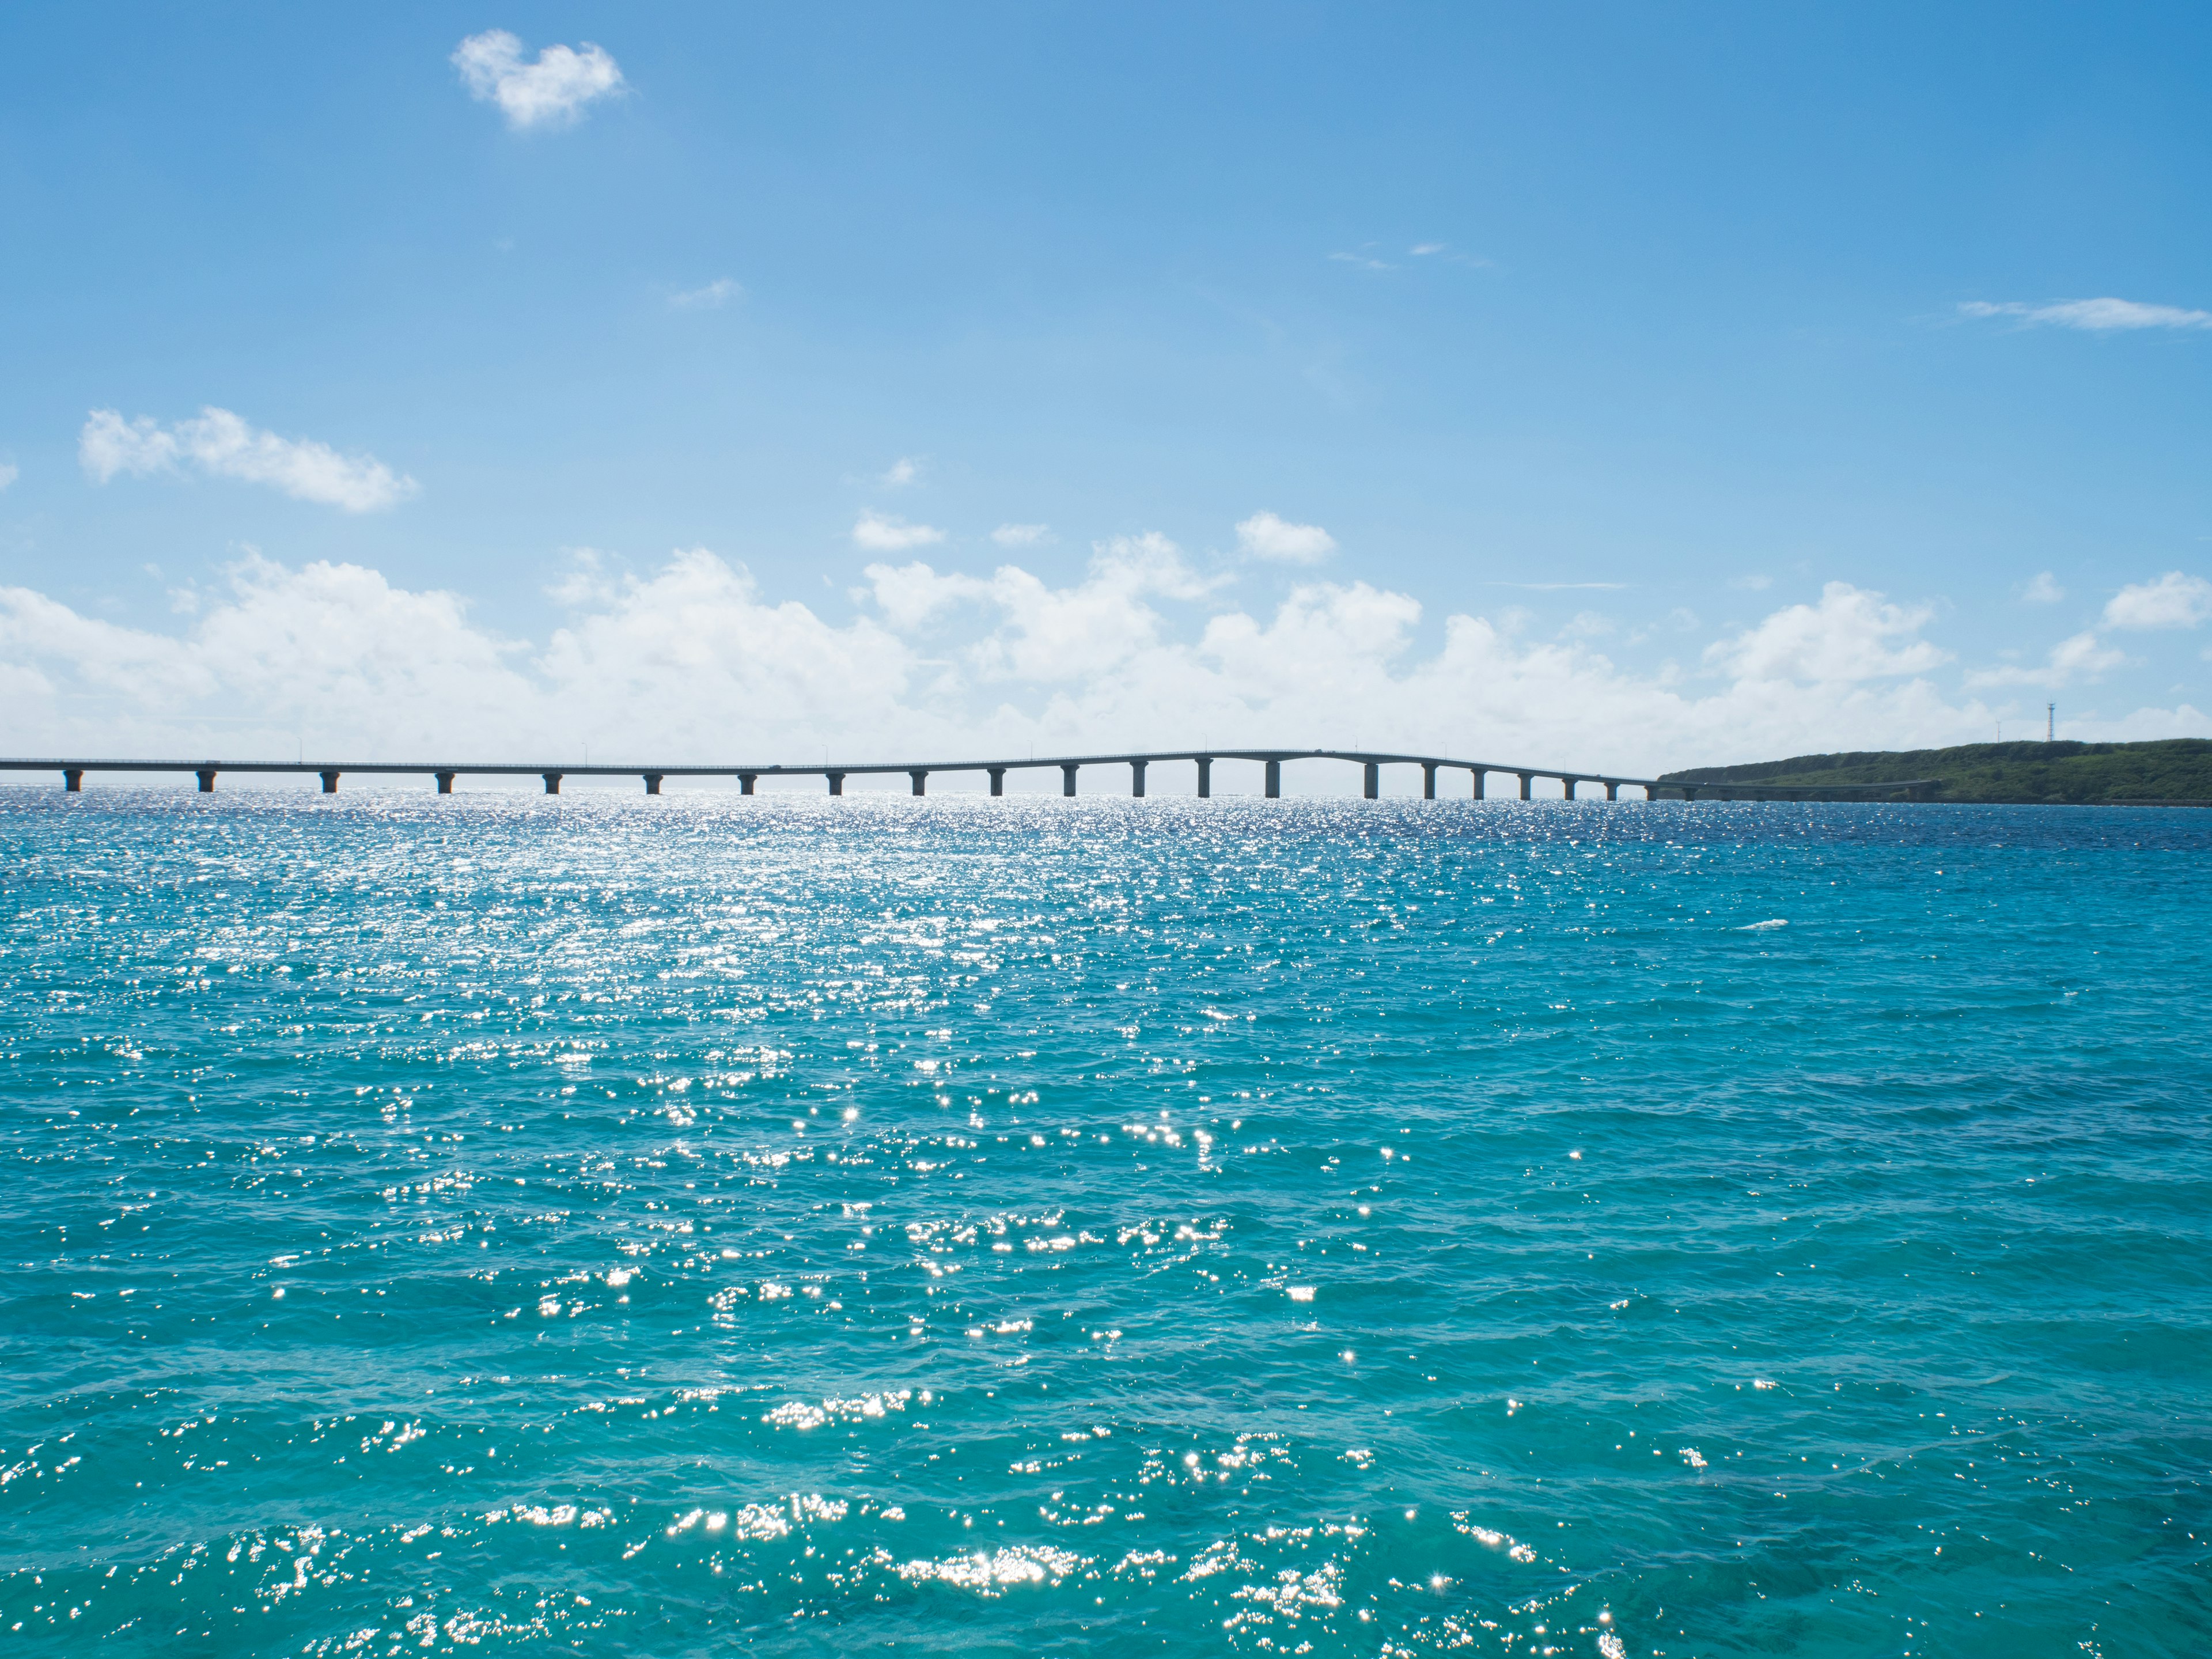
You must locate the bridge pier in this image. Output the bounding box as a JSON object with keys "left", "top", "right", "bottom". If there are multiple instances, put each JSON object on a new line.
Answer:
{"left": 643, "top": 774, "right": 662, "bottom": 795}
{"left": 1518, "top": 772, "right": 1534, "bottom": 801}
{"left": 1131, "top": 759, "right": 1146, "bottom": 797}
{"left": 1265, "top": 759, "right": 1281, "bottom": 798}
{"left": 1363, "top": 761, "right": 1380, "bottom": 799}
{"left": 196, "top": 769, "right": 217, "bottom": 793}
{"left": 435, "top": 771, "right": 454, "bottom": 794}
{"left": 988, "top": 767, "right": 1005, "bottom": 797}
{"left": 1605, "top": 780, "right": 1619, "bottom": 801}
{"left": 1472, "top": 770, "right": 1485, "bottom": 800}
{"left": 1062, "top": 764, "right": 1078, "bottom": 797}
{"left": 910, "top": 770, "right": 928, "bottom": 797}
{"left": 63, "top": 769, "right": 82, "bottom": 793}
{"left": 320, "top": 771, "right": 340, "bottom": 794}
{"left": 827, "top": 772, "right": 845, "bottom": 796}
{"left": 543, "top": 773, "right": 562, "bottom": 794}
{"left": 1195, "top": 757, "right": 1211, "bottom": 797}
{"left": 739, "top": 772, "right": 756, "bottom": 796}
{"left": 1422, "top": 762, "right": 1437, "bottom": 799}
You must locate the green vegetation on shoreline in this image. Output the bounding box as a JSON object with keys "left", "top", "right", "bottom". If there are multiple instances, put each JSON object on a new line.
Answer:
{"left": 1662, "top": 738, "right": 2212, "bottom": 805}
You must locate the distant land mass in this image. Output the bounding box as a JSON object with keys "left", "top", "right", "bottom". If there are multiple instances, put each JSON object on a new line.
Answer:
{"left": 1663, "top": 738, "right": 2212, "bottom": 805}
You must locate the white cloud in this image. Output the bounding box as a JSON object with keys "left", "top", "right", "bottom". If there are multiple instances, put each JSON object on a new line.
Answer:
{"left": 1409, "top": 243, "right": 1445, "bottom": 256}
{"left": 866, "top": 532, "right": 1218, "bottom": 683}
{"left": 0, "top": 546, "right": 2094, "bottom": 782}
{"left": 0, "top": 461, "right": 14, "bottom": 491}
{"left": 79, "top": 407, "right": 416, "bottom": 513}
{"left": 1965, "top": 630, "right": 2127, "bottom": 690}
{"left": 453, "top": 30, "right": 624, "bottom": 130}
{"left": 1703, "top": 582, "right": 1949, "bottom": 683}
{"left": 1726, "top": 574, "right": 1772, "bottom": 591}
{"left": 879, "top": 457, "right": 922, "bottom": 488}
{"left": 669, "top": 278, "right": 742, "bottom": 310}
{"left": 1236, "top": 510, "right": 1337, "bottom": 565}
{"left": 991, "top": 523, "right": 1050, "bottom": 547}
{"left": 2022, "top": 571, "right": 2065, "bottom": 604}
{"left": 852, "top": 510, "right": 945, "bottom": 552}
{"left": 1960, "top": 298, "right": 2212, "bottom": 332}
{"left": 2103, "top": 571, "right": 2212, "bottom": 630}
{"left": 1328, "top": 251, "right": 1394, "bottom": 272}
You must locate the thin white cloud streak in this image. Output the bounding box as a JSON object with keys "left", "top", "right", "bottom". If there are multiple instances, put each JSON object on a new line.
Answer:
{"left": 2104, "top": 571, "right": 2212, "bottom": 629}
{"left": 1960, "top": 298, "right": 2212, "bottom": 332}
{"left": 991, "top": 523, "right": 1049, "bottom": 547}
{"left": 669, "top": 278, "right": 742, "bottom": 309}
{"left": 79, "top": 408, "right": 417, "bottom": 513}
{"left": 11, "top": 552, "right": 2198, "bottom": 781}
{"left": 1236, "top": 511, "right": 1336, "bottom": 565}
{"left": 851, "top": 511, "right": 944, "bottom": 552}
{"left": 453, "top": 31, "right": 624, "bottom": 129}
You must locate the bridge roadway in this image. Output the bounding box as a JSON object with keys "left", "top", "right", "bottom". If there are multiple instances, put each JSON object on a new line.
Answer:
{"left": 0, "top": 752, "right": 1942, "bottom": 802}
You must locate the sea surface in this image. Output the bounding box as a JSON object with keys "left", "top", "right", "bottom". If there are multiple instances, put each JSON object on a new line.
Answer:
{"left": 3, "top": 789, "right": 2209, "bottom": 1657}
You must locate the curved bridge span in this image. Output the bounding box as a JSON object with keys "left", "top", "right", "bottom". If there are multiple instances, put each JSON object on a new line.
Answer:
{"left": 2, "top": 752, "right": 1940, "bottom": 801}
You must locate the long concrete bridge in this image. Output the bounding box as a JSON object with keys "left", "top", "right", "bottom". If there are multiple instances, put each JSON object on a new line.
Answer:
{"left": 0, "top": 751, "right": 1940, "bottom": 801}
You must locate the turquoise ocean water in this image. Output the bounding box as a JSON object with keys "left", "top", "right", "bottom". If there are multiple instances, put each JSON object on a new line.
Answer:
{"left": 3, "top": 790, "right": 2208, "bottom": 1656}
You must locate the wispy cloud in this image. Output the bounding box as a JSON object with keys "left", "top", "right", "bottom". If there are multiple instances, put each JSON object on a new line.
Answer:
{"left": 453, "top": 30, "right": 624, "bottom": 130}
{"left": 1960, "top": 297, "right": 2212, "bottom": 332}
{"left": 1236, "top": 510, "right": 1336, "bottom": 565}
{"left": 79, "top": 407, "right": 416, "bottom": 513}
{"left": 0, "top": 461, "right": 16, "bottom": 492}
{"left": 2104, "top": 570, "right": 2212, "bottom": 629}
{"left": 1493, "top": 581, "right": 1628, "bottom": 591}
{"left": 2022, "top": 571, "right": 2065, "bottom": 604}
{"left": 1328, "top": 251, "right": 1395, "bottom": 273}
{"left": 669, "top": 278, "right": 742, "bottom": 310}
{"left": 1407, "top": 241, "right": 1493, "bottom": 268}
{"left": 879, "top": 457, "right": 922, "bottom": 488}
{"left": 1726, "top": 574, "right": 1772, "bottom": 592}
{"left": 991, "top": 523, "right": 1050, "bottom": 547}
{"left": 852, "top": 510, "right": 945, "bottom": 552}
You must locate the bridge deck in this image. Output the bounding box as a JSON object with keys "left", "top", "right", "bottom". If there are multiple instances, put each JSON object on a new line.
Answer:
{"left": 0, "top": 752, "right": 1945, "bottom": 801}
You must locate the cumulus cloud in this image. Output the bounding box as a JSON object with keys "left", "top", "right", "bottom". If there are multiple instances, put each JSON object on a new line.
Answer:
{"left": 1960, "top": 298, "right": 2212, "bottom": 332}
{"left": 991, "top": 523, "right": 1050, "bottom": 547}
{"left": 865, "top": 533, "right": 1218, "bottom": 684}
{"left": 879, "top": 457, "right": 922, "bottom": 488}
{"left": 2103, "top": 571, "right": 2212, "bottom": 630}
{"left": 852, "top": 511, "right": 945, "bottom": 552}
{"left": 79, "top": 407, "right": 416, "bottom": 512}
{"left": 1965, "top": 631, "right": 2127, "bottom": 690}
{"left": 2, "top": 546, "right": 2129, "bottom": 785}
{"left": 669, "top": 278, "right": 742, "bottom": 309}
{"left": 453, "top": 30, "right": 624, "bottom": 130}
{"left": 1236, "top": 510, "right": 1337, "bottom": 565}
{"left": 2022, "top": 571, "right": 2065, "bottom": 604}
{"left": 1703, "top": 582, "right": 1949, "bottom": 683}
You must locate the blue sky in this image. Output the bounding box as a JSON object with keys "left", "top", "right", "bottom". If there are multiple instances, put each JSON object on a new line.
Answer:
{"left": 2, "top": 3, "right": 2210, "bottom": 778}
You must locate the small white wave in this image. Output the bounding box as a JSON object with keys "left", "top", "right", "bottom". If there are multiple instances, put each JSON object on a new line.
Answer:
{"left": 1734, "top": 918, "right": 1788, "bottom": 931}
